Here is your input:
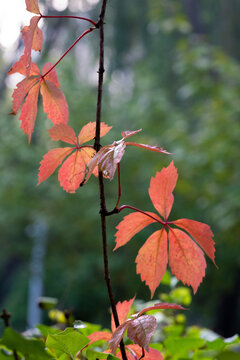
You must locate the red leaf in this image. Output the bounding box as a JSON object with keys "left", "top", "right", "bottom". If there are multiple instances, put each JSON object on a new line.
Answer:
{"left": 136, "top": 229, "right": 168, "bottom": 298}
{"left": 58, "top": 151, "right": 86, "bottom": 193}
{"left": 114, "top": 212, "right": 160, "bottom": 250}
{"left": 138, "top": 303, "right": 186, "bottom": 317}
{"left": 169, "top": 228, "right": 206, "bottom": 293}
{"left": 111, "top": 297, "right": 135, "bottom": 332}
{"left": 127, "top": 315, "right": 157, "bottom": 351}
{"left": 40, "top": 79, "right": 69, "bottom": 125}
{"left": 173, "top": 218, "right": 216, "bottom": 265}
{"left": 11, "top": 76, "right": 40, "bottom": 115}
{"left": 42, "top": 63, "right": 60, "bottom": 87}
{"left": 19, "top": 82, "right": 40, "bottom": 142}
{"left": 149, "top": 161, "right": 178, "bottom": 220}
{"left": 78, "top": 121, "right": 112, "bottom": 144}
{"left": 88, "top": 331, "right": 112, "bottom": 345}
{"left": 8, "top": 55, "right": 40, "bottom": 77}
{"left": 126, "top": 142, "right": 170, "bottom": 154}
{"left": 21, "top": 16, "right": 43, "bottom": 71}
{"left": 109, "top": 321, "right": 131, "bottom": 355}
{"left": 38, "top": 147, "right": 73, "bottom": 184}
{"left": 121, "top": 129, "right": 142, "bottom": 139}
{"left": 48, "top": 124, "right": 77, "bottom": 145}
{"left": 25, "top": 0, "right": 41, "bottom": 14}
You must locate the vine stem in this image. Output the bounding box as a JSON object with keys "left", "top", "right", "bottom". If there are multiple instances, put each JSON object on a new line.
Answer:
{"left": 94, "top": 1, "right": 127, "bottom": 359}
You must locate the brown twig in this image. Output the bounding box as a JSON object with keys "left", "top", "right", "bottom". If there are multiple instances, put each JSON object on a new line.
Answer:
{"left": 94, "top": 1, "right": 127, "bottom": 359}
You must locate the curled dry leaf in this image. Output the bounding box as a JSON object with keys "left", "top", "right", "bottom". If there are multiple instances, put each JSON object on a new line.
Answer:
{"left": 82, "top": 129, "right": 169, "bottom": 185}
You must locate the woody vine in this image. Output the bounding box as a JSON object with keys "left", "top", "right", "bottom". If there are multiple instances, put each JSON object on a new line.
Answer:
{"left": 7, "top": 0, "right": 216, "bottom": 359}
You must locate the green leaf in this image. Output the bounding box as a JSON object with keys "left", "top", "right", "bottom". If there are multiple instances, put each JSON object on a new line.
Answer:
{"left": 37, "top": 324, "right": 61, "bottom": 338}
{"left": 164, "top": 336, "right": 205, "bottom": 356}
{"left": 217, "top": 351, "right": 240, "bottom": 360}
{"left": 0, "top": 327, "right": 51, "bottom": 359}
{"left": 46, "top": 327, "right": 89, "bottom": 359}
{"left": 77, "top": 322, "right": 102, "bottom": 336}
{"left": 86, "top": 349, "right": 119, "bottom": 360}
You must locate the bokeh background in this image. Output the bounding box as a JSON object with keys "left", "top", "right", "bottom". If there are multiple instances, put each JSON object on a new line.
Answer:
{"left": 0, "top": 0, "right": 239, "bottom": 337}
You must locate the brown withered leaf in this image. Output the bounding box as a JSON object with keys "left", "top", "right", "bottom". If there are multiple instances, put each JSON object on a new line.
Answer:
{"left": 82, "top": 129, "right": 169, "bottom": 185}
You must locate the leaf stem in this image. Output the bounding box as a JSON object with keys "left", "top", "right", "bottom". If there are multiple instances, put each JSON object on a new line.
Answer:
{"left": 118, "top": 205, "right": 166, "bottom": 226}
{"left": 114, "top": 163, "right": 122, "bottom": 209}
{"left": 41, "top": 15, "right": 97, "bottom": 26}
{"left": 94, "top": 1, "right": 127, "bottom": 359}
{"left": 42, "top": 27, "right": 96, "bottom": 79}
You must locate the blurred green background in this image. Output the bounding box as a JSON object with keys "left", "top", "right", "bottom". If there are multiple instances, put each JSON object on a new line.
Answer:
{"left": 0, "top": 0, "right": 239, "bottom": 337}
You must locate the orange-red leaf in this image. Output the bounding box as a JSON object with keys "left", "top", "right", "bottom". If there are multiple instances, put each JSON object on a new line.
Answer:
{"left": 41, "top": 63, "right": 60, "bottom": 87}
{"left": 21, "top": 16, "right": 43, "bottom": 71}
{"left": 19, "top": 82, "right": 40, "bottom": 142}
{"left": 149, "top": 161, "right": 178, "bottom": 220}
{"left": 173, "top": 218, "right": 216, "bottom": 265}
{"left": 136, "top": 229, "right": 168, "bottom": 298}
{"left": 78, "top": 121, "right": 112, "bottom": 144}
{"left": 38, "top": 147, "right": 73, "bottom": 184}
{"left": 138, "top": 303, "right": 185, "bottom": 317}
{"left": 58, "top": 151, "right": 86, "bottom": 193}
{"left": 8, "top": 55, "right": 40, "bottom": 77}
{"left": 40, "top": 79, "right": 69, "bottom": 125}
{"left": 111, "top": 297, "right": 135, "bottom": 333}
{"left": 121, "top": 129, "right": 142, "bottom": 139}
{"left": 88, "top": 331, "right": 112, "bottom": 345}
{"left": 26, "top": 0, "right": 41, "bottom": 14}
{"left": 127, "top": 315, "right": 157, "bottom": 351}
{"left": 114, "top": 212, "right": 160, "bottom": 251}
{"left": 48, "top": 124, "right": 77, "bottom": 145}
{"left": 169, "top": 228, "right": 206, "bottom": 293}
{"left": 11, "top": 76, "right": 39, "bottom": 115}
{"left": 126, "top": 142, "right": 170, "bottom": 154}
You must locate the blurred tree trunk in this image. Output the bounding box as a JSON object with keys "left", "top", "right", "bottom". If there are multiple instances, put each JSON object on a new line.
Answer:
{"left": 181, "top": 0, "right": 204, "bottom": 35}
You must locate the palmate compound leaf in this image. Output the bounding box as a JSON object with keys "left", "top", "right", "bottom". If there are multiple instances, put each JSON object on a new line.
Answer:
{"left": 38, "top": 123, "right": 111, "bottom": 193}
{"left": 82, "top": 129, "right": 169, "bottom": 185}
{"left": 114, "top": 161, "right": 215, "bottom": 296}
{"left": 9, "top": 62, "right": 69, "bottom": 142}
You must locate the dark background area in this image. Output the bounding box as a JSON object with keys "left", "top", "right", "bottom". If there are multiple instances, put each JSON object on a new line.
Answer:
{"left": 0, "top": 0, "right": 239, "bottom": 337}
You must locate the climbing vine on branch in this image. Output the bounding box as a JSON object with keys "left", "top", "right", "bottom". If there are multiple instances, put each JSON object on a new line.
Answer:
{"left": 7, "top": 0, "right": 216, "bottom": 359}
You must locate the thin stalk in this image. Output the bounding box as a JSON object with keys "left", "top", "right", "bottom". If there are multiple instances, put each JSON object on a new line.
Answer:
{"left": 42, "top": 27, "right": 96, "bottom": 79}
{"left": 114, "top": 163, "right": 121, "bottom": 209}
{"left": 41, "top": 15, "right": 97, "bottom": 26}
{"left": 118, "top": 204, "right": 167, "bottom": 226}
{"left": 94, "top": 1, "right": 127, "bottom": 359}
